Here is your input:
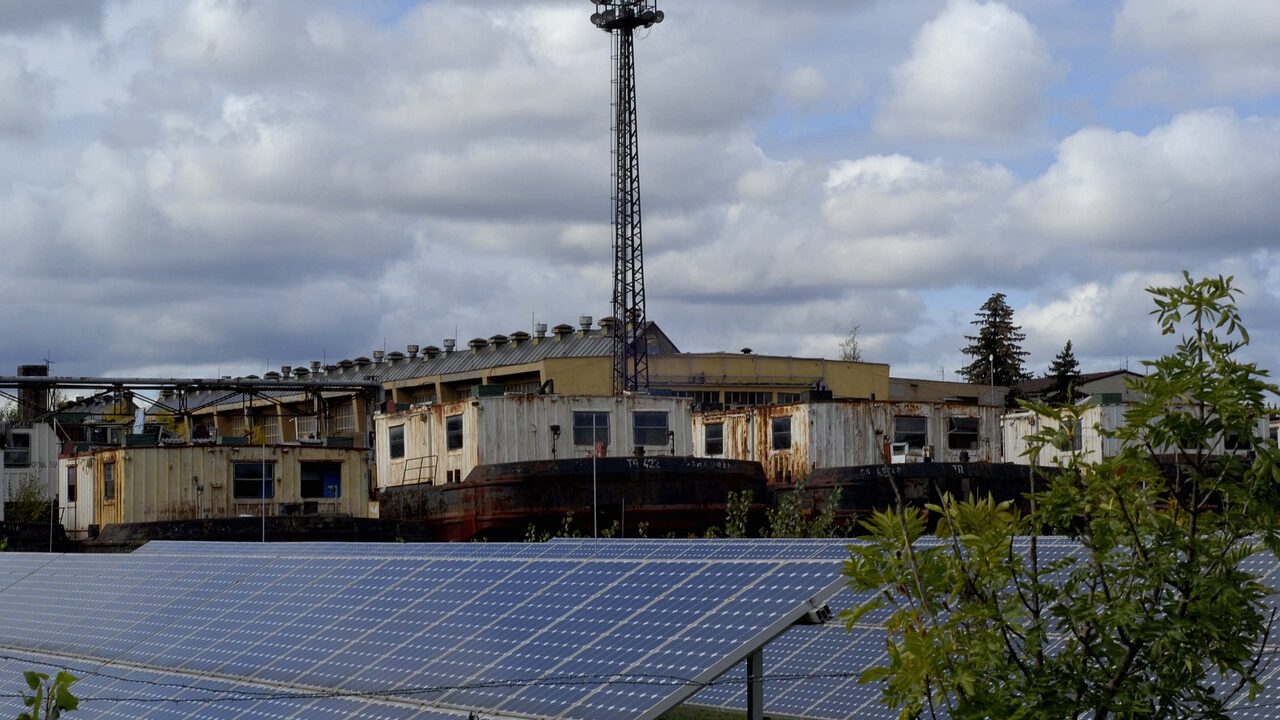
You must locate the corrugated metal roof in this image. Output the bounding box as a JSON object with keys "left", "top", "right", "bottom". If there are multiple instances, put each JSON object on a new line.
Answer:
{"left": 151, "top": 324, "right": 664, "bottom": 413}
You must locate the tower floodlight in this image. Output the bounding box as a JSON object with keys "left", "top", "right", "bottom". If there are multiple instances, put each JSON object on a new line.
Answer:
{"left": 590, "top": 0, "right": 663, "bottom": 395}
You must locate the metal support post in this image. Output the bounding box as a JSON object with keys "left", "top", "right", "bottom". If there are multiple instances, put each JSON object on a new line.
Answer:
{"left": 746, "top": 647, "right": 764, "bottom": 720}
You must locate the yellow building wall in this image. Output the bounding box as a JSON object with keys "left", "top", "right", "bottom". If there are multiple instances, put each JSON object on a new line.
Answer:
{"left": 541, "top": 357, "right": 614, "bottom": 395}
{"left": 650, "top": 354, "right": 889, "bottom": 400}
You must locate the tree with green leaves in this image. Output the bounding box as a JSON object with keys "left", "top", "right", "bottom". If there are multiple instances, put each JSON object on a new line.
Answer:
{"left": 958, "top": 293, "right": 1031, "bottom": 397}
{"left": 1045, "top": 339, "right": 1083, "bottom": 406}
{"left": 845, "top": 273, "right": 1280, "bottom": 719}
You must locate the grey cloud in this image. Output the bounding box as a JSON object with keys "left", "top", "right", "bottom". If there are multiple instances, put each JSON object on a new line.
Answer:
{"left": 0, "top": 0, "right": 106, "bottom": 36}
{"left": 0, "top": 45, "right": 52, "bottom": 135}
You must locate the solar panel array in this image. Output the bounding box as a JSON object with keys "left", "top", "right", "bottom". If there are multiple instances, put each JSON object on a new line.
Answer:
{"left": 0, "top": 542, "right": 845, "bottom": 720}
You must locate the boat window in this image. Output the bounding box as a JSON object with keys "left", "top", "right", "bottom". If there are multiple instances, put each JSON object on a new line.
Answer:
{"left": 103, "top": 461, "right": 116, "bottom": 501}
{"left": 771, "top": 416, "right": 792, "bottom": 450}
{"left": 894, "top": 416, "right": 928, "bottom": 450}
{"left": 301, "top": 462, "right": 342, "bottom": 499}
{"left": 947, "top": 417, "right": 980, "bottom": 450}
{"left": 389, "top": 425, "right": 405, "bottom": 459}
{"left": 573, "top": 412, "right": 610, "bottom": 447}
{"left": 634, "top": 412, "right": 670, "bottom": 447}
{"left": 446, "top": 415, "right": 464, "bottom": 451}
{"left": 233, "top": 462, "right": 275, "bottom": 499}
{"left": 705, "top": 424, "right": 723, "bottom": 456}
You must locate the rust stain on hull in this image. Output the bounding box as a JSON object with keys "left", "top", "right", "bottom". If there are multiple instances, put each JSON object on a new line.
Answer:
{"left": 380, "top": 456, "right": 769, "bottom": 541}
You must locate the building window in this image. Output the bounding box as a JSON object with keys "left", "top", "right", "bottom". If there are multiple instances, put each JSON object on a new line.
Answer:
{"left": 446, "top": 415, "right": 464, "bottom": 451}
{"left": 66, "top": 465, "right": 77, "bottom": 504}
{"left": 263, "top": 417, "right": 282, "bottom": 445}
{"left": 776, "top": 392, "right": 802, "bottom": 404}
{"left": 573, "top": 412, "right": 610, "bottom": 447}
{"left": 947, "top": 417, "right": 981, "bottom": 450}
{"left": 334, "top": 403, "right": 356, "bottom": 434}
{"left": 294, "top": 415, "right": 318, "bottom": 439}
{"left": 103, "top": 462, "right": 116, "bottom": 501}
{"left": 3, "top": 432, "right": 31, "bottom": 467}
{"left": 224, "top": 415, "right": 246, "bottom": 437}
{"left": 894, "top": 416, "right": 928, "bottom": 450}
{"left": 771, "top": 416, "right": 792, "bottom": 450}
{"left": 725, "top": 391, "right": 771, "bottom": 408}
{"left": 389, "top": 425, "right": 406, "bottom": 459}
{"left": 1099, "top": 392, "right": 1123, "bottom": 405}
{"left": 300, "top": 462, "right": 342, "bottom": 499}
{"left": 233, "top": 462, "right": 275, "bottom": 499}
{"left": 633, "top": 412, "right": 670, "bottom": 447}
{"left": 705, "top": 424, "right": 724, "bottom": 456}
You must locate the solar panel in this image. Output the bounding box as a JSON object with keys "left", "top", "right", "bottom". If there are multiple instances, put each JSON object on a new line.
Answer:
{"left": 0, "top": 544, "right": 844, "bottom": 720}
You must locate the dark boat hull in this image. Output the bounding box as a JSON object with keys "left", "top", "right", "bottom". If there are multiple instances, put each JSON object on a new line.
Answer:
{"left": 379, "top": 456, "right": 769, "bottom": 541}
{"left": 784, "top": 461, "right": 1036, "bottom": 529}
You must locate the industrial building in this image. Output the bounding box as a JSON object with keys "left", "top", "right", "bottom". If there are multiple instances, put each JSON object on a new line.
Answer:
{"left": 164, "top": 319, "right": 891, "bottom": 464}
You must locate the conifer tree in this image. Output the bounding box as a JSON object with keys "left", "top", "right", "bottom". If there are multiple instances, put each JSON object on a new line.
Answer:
{"left": 1045, "top": 339, "right": 1082, "bottom": 405}
{"left": 958, "top": 292, "right": 1031, "bottom": 391}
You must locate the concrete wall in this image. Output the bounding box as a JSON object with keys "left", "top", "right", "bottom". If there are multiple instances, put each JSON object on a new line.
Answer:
{"left": 692, "top": 399, "right": 1002, "bottom": 484}
{"left": 375, "top": 395, "right": 694, "bottom": 488}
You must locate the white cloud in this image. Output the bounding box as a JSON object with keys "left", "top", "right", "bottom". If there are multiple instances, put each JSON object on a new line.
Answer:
{"left": 875, "top": 0, "right": 1052, "bottom": 142}
{"left": 1012, "top": 109, "right": 1280, "bottom": 259}
{"left": 1116, "top": 0, "right": 1280, "bottom": 96}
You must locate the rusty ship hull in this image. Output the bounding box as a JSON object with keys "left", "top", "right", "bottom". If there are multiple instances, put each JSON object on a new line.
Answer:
{"left": 379, "top": 456, "right": 769, "bottom": 541}
{"left": 778, "top": 461, "right": 1036, "bottom": 529}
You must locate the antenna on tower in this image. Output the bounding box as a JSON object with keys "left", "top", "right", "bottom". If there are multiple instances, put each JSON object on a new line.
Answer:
{"left": 590, "top": 0, "right": 663, "bottom": 395}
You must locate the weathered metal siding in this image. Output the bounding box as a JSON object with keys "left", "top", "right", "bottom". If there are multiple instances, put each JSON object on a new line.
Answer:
{"left": 1001, "top": 405, "right": 1268, "bottom": 465}
{"left": 375, "top": 395, "right": 694, "bottom": 489}
{"left": 56, "top": 455, "right": 96, "bottom": 539}
{"left": 0, "top": 423, "right": 60, "bottom": 520}
{"left": 693, "top": 400, "right": 1001, "bottom": 483}
{"left": 91, "top": 445, "right": 372, "bottom": 526}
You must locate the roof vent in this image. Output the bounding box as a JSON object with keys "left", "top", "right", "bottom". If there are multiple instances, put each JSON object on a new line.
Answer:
{"left": 552, "top": 323, "right": 574, "bottom": 340}
{"left": 325, "top": 364, "right": 338, "bottom": 373}
{"left": 468, "top": 338, "right": 489, "bottom": 353}
{"left": 423, "top": 345, "right": 441, "bottom": 359}
{"left": 599, "top": 316, "right": 618, "bottom": 334}
{"left": 264, "top": 371, "right": 281, "bottom": 380}
{"left": 444, "top": 338, "right": 457, "bottom": 353}
{"left": 407, "top": 344, "right": 420, "bottom": 359}
{"left": 489, "top": 334, "right": 509, "bottom": 349}
{"left": 372, "top": 350, "right": 385, "bottom": 364}
{"left": 510, "top": 331, "right": 530, "bottom": 345}
{"left": 294, "top": 367, "right": 309, "bottom": 378}
{"left": 281, "top": 365, "right": 292, "bottom": 376}
{"left": 338, "top": 359, "right": 354, "bottom": 370}
{"left": 310, "top": 361, "right": 321, "bottom": 372}
{"left": 579, "top": 315, "right": 593, "bottom": 332}
{"left": 534, "top": 323, "right": 548, "bottom": 338}
{"left": 245, "top": 375, "right": 259, "bottom": 380}
{"left": 741, "top": 348, "right": 753, "bottom": 355}
{"left": 355, "top": 356, "right": 372, "bottom": 368}
{"left": 387, "top": 351, "right": 405, "bottom": 365}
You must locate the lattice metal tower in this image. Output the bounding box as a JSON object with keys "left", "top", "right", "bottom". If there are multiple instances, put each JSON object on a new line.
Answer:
{"left": 590, "top": 1, "right": 664, "bottom": 394}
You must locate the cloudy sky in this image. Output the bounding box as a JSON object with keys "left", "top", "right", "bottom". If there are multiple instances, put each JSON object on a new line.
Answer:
{"left": 2, "top": 0, "right": 1278, "bottom": 382}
